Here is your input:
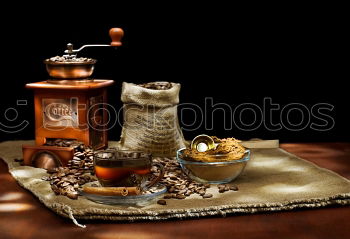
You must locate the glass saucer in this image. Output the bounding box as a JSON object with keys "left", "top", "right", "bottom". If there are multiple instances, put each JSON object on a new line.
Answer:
{"left": 79, "top": 183, "right": 167, "bottom": 206}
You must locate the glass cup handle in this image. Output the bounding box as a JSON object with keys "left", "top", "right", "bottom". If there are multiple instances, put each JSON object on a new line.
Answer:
{"left": 143, "top": 162, "right": 165, "bottom": 190}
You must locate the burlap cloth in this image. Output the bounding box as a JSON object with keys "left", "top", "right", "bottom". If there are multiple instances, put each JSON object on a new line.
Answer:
{"left": 1, "top": 140, "right": 349, "bottom": 227}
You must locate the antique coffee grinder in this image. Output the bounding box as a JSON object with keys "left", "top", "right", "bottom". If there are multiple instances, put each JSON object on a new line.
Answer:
{"left": 22, "top": 28, "right": 124, "bottom": 169}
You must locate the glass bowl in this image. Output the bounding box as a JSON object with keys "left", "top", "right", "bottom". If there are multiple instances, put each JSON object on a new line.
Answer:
{"left": 176, "top": 148, "right": 250, "bottom": 184}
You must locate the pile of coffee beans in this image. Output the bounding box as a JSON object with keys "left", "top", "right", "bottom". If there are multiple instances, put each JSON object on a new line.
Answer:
{"left": 139, "top": 82, "right": 173, "bottom": 90}
{"left": 45, "top": 138, "right": 81, "bottom": 147}
{"left": 47, "top": 55, "right": 94, "bottom": 63}
{"left": 44, "top": 139, "right": 94, "bottom": 173}
{"left": 68, "top": 147, "right": 94, "bottom": 172}
{"left": 42, "top": 167, "right": 93, "bottom": 199}
{"left": 152, "top": 157, "right": 239, "bottom": 201}
{"left": 42, "top": 139, "right": 95, "bottom": 199}
{"left": 218, "top": 184, "right": 238, "bottom": 193}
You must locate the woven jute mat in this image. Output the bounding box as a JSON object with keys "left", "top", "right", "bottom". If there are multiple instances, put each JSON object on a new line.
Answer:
{"left": 1, "top": 140, "right": 349, "bottom": 227}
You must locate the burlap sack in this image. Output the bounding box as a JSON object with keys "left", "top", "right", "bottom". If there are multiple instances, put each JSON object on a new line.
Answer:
{"left": 119, "top": 82, "right": 186, "bottom": 156}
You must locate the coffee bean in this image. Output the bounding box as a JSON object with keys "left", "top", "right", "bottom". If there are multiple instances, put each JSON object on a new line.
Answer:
{"left": 51, "top": 185, "right": 60, "bottom": 195}
{"left": 47, "top": 168, "right": 58, "bottom": 174}
{"left": 82, "top": 175, "right": 91, "bottom": 181}
{"left": 229, "top": 185, "right": 238, "bottom": 191}
{"left": 78, "top": 145, "right": 85, "bottom": 152}
{"left": 218, "top": 184, "right": 226, "bottom": 190}
{"left": 176, "top": 194, "right": 186, "bottom": 199}
{"left": 56, "top": 181, "right": 64, "bottom": 186}
{"left": 61, "top": 182, "right": 70, "bottom": 187}
{"left": 157, "top": 200, "right": 167, "bottom": 205}
{"left": 78, "top": 179, "right": 86, "bottom": 185}
{"left": 67, "top": 192, "right": 78, "bottom": 200}
{"left": 41, "top": 176, "right": 50, "bottom": 181}
{"left": 70, "top": 169, "right": 78, "bottom": 174}
{"left": 65, "top": 185, "right": 75, "bottom": 192}
{"left": 73, "top": 156, "right": 81, "bottom": 161}
{"left": 202, "top": 193, "right": 213, "bottom": 199}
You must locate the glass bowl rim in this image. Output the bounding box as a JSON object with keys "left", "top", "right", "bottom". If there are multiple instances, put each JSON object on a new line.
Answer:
{"left": 176, "top": 148, "right": 250, "bottom": 165}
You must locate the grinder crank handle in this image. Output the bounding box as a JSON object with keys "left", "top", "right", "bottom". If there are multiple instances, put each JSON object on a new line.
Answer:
{"left": 109, "top": 28, "right": 124, "bottom": 47}
{"left": 64, "top": 27, "right": 124, "bottom": 54}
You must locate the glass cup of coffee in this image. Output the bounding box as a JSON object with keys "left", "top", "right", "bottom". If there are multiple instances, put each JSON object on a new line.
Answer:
{"left": 94, "top": 150, "right": 164, "bottom": 190}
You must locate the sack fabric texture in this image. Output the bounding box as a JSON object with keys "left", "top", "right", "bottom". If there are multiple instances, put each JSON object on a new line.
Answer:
{"left": 119, "top": 82, "right": 186, "bottom": 157}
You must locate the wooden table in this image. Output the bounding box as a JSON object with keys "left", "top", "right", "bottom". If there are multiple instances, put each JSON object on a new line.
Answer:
{"left": 1, "top": 143, "right": 349, "bottom": 239}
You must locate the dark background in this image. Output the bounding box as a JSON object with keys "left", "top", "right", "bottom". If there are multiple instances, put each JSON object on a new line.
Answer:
{"left": 0, "top": 5, "right": 348, "bottom": 143}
